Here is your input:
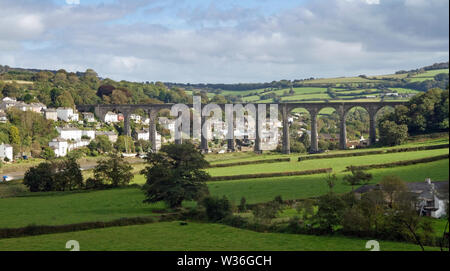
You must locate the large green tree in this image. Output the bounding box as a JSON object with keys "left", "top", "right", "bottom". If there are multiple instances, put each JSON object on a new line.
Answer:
{"left": 142, "top": 142, "right": 210, "bottom": 208}
{"left": 93, "top": 152, "right": 134, "bottom": 187}
{"left": 378, "top": 120, "right": 408, "bottom": 146}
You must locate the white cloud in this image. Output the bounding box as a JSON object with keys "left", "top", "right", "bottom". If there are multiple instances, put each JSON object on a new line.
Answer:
{"left": 0, "top": 0, "right": 447, "bottom": 83}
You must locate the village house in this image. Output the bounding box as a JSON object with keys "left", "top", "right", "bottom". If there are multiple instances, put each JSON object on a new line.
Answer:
{"left": 57, "top": 107, "right": 79, "bottom": 122}
{"left": 0, "top": 110, "right": 7, "bottom": 123}
{"left": 68, "top": 140, "right": 91, "bottom": 152}
{"left": 82, "top": 112, "right": 96, "bottom": 122}
{"left": 134, "top": 129, "right": 162, "bottom": 150}
{"left": 44, "top": 108, "right": 58, "bottom": 121}
{"left": 12, "top": 101, "right": 29, "bottom": 111}
{"left": 135, "top": 129, "right": 149, "bottom": 141}
{"left": 0, "top": 97, "right": 17, "bottom": 110}
{"left": 159, "top": 118, "right": 176, "bottom": 132}
{"left": 104, "top": 112, "right": 119, "bottom": 123}
{"left": 57, "top": 127, "right": 83, "bottom": 141}
{"left": 354, "top": 179, "right": 449, "bottom": 218}
{"left": 0, "top": 143, "right": 13, "bottom": 161}
{"left": 130, "top": 114, "right": 142, "bottom": 123}
{"left": 49, "top": 138, "right": 69, "bottom": 157}
{"left": 82, "top": 130, "right": 96, "bottom": 139}
{"left": 29, "top": 102, "right": 47, "bottom": 113}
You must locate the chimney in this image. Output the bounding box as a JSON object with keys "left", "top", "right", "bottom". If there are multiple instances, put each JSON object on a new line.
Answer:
{"left": 425, "top": 178, "right": 431, "bottom": 185}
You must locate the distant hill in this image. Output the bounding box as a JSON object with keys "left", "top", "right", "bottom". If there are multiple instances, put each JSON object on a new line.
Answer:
{"left": 0, "top": 62, "right": 448, "bottom": 105}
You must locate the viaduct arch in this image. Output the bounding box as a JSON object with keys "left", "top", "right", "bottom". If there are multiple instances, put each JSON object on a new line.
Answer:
{"left": 77, "top": 101, "right": 407, "bottom": 154}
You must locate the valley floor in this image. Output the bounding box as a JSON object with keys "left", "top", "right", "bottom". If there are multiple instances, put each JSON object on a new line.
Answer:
{"left": 0, "top": 221, "right": 440, "bottom": 251}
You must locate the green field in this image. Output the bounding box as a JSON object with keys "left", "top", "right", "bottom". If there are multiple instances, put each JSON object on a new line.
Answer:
{"left": 0, "top": 136, "right": 448, "bottom": 251}
{"left": 0, "top": 221, "right": 437, "bottom": 251}
{"left": 388, "top": 88, "right": 420, "bottom": 94}
{"left": 204, "top": 137, "right": 448, "bottom": 165}
{"left": 0, "top": 187, "right": 165, "bottom": 228}
{"left": 409, "top": 69, "right": 449, "bottom": 82}
{"left": 204, "top": 149, "right": 448, "bottom": 177}
{"left": 206, "top": 159, "right": 448, "bottom": 204}
{"left": 1, "top": 157, "right": 446, "bottom": 228}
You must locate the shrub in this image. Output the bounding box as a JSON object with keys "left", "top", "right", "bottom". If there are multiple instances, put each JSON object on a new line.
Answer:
{"left": 290, "top": 141, "right": 306, "bottom": 153}
{"left": 252, "top": 201, "right": 282, "bottom": 224}
{"left": 40, "top": 146, "right": 55, "bottom": 160}
{"left": 343, "top": 166, "right": 372, "bottom": 189}
{"left": 313, "top": 193, "right": 347, "bottom": 233}
{"left": 85, "top": 177, "right": 105, "bottom": 190}
{"left": 238, "top": 197, "right": 247, "bottom": 212}
{"left": 378, "top": 120, "right": 408, "bottom": 146}
{"left": 274, "top": 195, "right": 283, "bottom": 205}
{"left": 201, "top": 196, "right": 233, "bottom": 222}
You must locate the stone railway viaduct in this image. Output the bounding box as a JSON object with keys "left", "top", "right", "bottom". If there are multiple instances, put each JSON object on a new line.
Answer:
{"left": 77, "top": 101, "right": 407, "bottom": 154}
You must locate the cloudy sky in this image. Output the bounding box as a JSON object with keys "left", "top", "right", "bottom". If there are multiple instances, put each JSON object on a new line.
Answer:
{"left": 0, "top": 0, "right": 448, "bottom": 83}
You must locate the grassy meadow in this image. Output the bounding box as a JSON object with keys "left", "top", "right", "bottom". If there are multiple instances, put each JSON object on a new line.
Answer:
{"left": 0, "top": 221, "right": 439, "bottom": 251}
{"left": 0, "top": 135, "right": 448, "bottom": 251}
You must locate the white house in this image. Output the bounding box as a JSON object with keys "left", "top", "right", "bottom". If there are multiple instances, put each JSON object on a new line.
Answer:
{"left": 57, "top": 127, "right": 83, "bottom": 141}
{"left": 29, "top": 102, "right": 47, "bottom": 113}
{"left": 82, "top": 130, "right": 96, "bottom": 139}
{"left": 134, "top": 129, "right": 162, "bottom": 150}
{"left": 68, "top": 140, "right": 91, "bottom": 151}
{"left": 44, "top": 108, "right": 58, "bottom": 121}
{"left": 0, "top": 143, "right": 13, "bottom": 161}
{"left": 135, "top": 129, "right": 149, "bottom": 141}
{"left": 0, "top": 97, "right": 17, "bottom": 110}
{"left": 82, "top": 112, "right": 96, "bottom": 122}
{"left": 104, "top": 112, "right": 119, "bottom": 123}
{"left": 49, "top": 138, "right": 69, "bottom": 157}
{"left": 57, "top": 107, "right": 79, "bottom": 122}
{"left": 0, "top": 111, "right": 7, "bottom": 123}
{"left": 130, "top": 114, "right": 142, "bottom": 123}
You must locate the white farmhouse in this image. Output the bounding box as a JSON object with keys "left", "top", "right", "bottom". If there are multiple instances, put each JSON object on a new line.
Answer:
{"left": 57, "top": 127, "right": 83, "bottom": 141}
{"left": 0, "top": 111, "right": 7, "bottom": 123}
{"left": 44, "top": 108, "right": 58, "bottom": 121}
{"left": 135, "top": 129, "right": 149, "bottom": 141}
{"left": 0, "top": 143, "right": 13, "bottom": 161}
{"left": 82, "top": 112, "right": 96, "bottom": 122}
{"left": 57, "top": 107, "right": 79, "bottom": 122}
{"left": 130, "top": 114, "right": 142, "bottom": 123}
{"left": 49, "top": 138, "right": 69, "bottom": 157}
{"left": 29, "top": 102, "right": 47, "bottom": 113}
{"left": 0, "top": 97, "right": 17, "bottom": 110}
{"left": 82, "top": 130, "right": 96, "bottom": 140}
{"left": 104, "top": 112, "right": 119, "bottom": 123}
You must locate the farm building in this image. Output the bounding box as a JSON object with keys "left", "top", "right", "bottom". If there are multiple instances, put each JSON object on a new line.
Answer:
{"left": 354, "top": 179, "right": 449, "bottom": 218}
{"left": 0, "top": 143, "right": 13, "bottom": 161}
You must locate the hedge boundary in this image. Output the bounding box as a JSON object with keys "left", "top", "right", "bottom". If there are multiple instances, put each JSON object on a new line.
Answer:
{"left": 298, "top": 144, "right": 449, "bottom": 161}
{"left": 344, "top": 154, "right": 449, "bottom": 171}
{"left": 210, "top": 168, "right": 332, "bottom": 181}
{"left": 0, "top": 214, "right": 180, "bottom": 239}
{"left": 209, "top": 158, "right": 291, "bottom": 168}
